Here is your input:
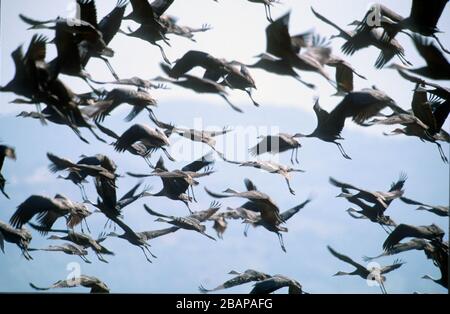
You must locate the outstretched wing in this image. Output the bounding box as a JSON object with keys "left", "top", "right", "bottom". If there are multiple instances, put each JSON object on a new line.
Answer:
{"left": 412, "top": 34, "right": 449, "bottom": 70}
{"left": 310, "top": 7, "right": 351, "bottom": 40}
{"left": 383, "top": 224, "right": 426, "bottom": 251}
{"left": 10, "top": 196, "right": 60, "bottom": 229}
{"left": 119, "top": 181, "right": 143, "bottom": 202}
{"left": 327, "top": 245, "right": 366, "bottom": 271}
{"left": 389, "top": 172, "right": 407, "bottom": 192}
{"left": 94, "top": 122, "right": 120, "bottom": 140}
{"left": 98, "top": 0, "right": 127, "bottom": 45}
{"left": 150, "top": 0, "right": 175, "bottom": 17}
{"left": 281, "top": 199, "right": 311, "bottom": 221}
{"left": 190, "top": 201, "right": 221, "bottom": 222}
{"left": 182, "top": 152, "right": 214, "bottom": 172}
{"left": 143, "top": 204, "right": 175, "bottom": 219}
{"left": 265, "top": 12, "right": 294, "bottom": 58}
{"left": 139, "top": 227, "right": 179, "bottom": 241}
{"left": 199, "top": 271, "right": 268, "bottom": 293}
{"left": 77, "top": 0, "right": 98, "bottom": 28}
{"left": 30, "top": 278, "right": 80, "bottom": 291}
{"left": 114, "top": 124, "right": 155, "bottom": 153}
{"left": 329, "top": 177, "right": 364, "bottom": 193}
{"left": 249, "top": 276, "right": 290, "bottom": 294}
{"left": 381, "top": 259, "right": 405, "bottom": 274}
{"left": 47, "top": 153, "right": 76, "bottom": 173}
{"left": 399, "top": 196, "right": 427, "bottom": 207}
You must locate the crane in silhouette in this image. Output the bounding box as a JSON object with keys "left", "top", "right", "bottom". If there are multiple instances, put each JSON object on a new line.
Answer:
{"left": 84, "top": 88, "right": 158, "bottom": 122}
{"left": 114, "top": 123, "right": 174, "bottom": 162}
{"left": 30, "top": 275, "right": 109, "bottom": 293}
{"left": 311, "top": 7, "right": 411, "bottom": 69}
{"left": 328, "top": 245, "right": 405, "bottom": 294}
{"left": 400, "top": 196, "right": 448, "bottom": 217}
{"left": 10, "top": 194, "right": 92, "bottom": 234}
{"left": 294, "top": 90, "right": 403, "bottom": 159}
{"left": 383, "top": 224, "right": 445, "bottom": 252}
{"left": 0, "top": 220, "right": 33, "bottom": 260}
{"left": 157, "top": 63, "right": 243, "bottom": 112}
{"left": 33, "top": 243, "right": 92, "bottom": 264}
{"left": 29, "top": 223, "right": 114, "bottom": 263}
{"left": 199, "top": 269, "right": 271, "bottom": 293}
{"left": 129, "top": 154, "right": 215, "bottom": 211}
{"left": 250, "top": 275, "right": 304, "bottom": 294}
{"left": 249, "top": 133, "right": 302, "bottom": 164}
{"left": 354, "top": 1, "right": 449, "bottom": 54}
{"left": 149, "top": 111, "right": 232, "bottom": 151}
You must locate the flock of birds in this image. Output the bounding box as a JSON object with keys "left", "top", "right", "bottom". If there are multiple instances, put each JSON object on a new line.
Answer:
{"left": 0, "top": 0, "right": 449, "bottom": 294}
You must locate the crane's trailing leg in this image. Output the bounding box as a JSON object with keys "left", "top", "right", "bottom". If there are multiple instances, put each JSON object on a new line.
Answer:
{"left": 78, "top": 184, "right": 87, "bottom": 201}
{"left": 335, "top": 142, "right": 352, "bottom": 159}
{"left": 285, "top": 177, "right": 295, "bottom": 195}
{"left": 435, "top": 142, "right": 448, "bottom": 163}
{"left": 23, "top": 250, "right": 33, "bottom": 260}
{"left": 156, "top": 43, "right": 171, "bottom": 65}
{"left": 96, "top": 253, "right": 108, "bottom": 263}
{"left": 264, "top": 4, "right": 274, "bottom": 23}
{"left": 83, "top": 77, "right": 102, "bottom": 95}
{"left": 380, "top": 281, "right": 388, "bottom": 294}
{"left": 183, "top": 200, "right": 193, "bottom": 214}
{"left": 220, "top": 94, "right": 243, "bottom": 113}
{"left": 432, "top": 34, "right": 450, "bottom": 55}
{"left": 144, "top": 244, "right": 157, "bottom": 259}
{"left": 277, "top": 233, "right": 286, "bottom": 253}
{"left": 100, "top": 57, "right": 120, "bottom": 80}
{"left": 72, "top": 127, "right": 90, "bottom": 144}
{"left": 140, "top": 247, "right": 153, "bottom": 263}
{"left": 190, "top": 185, "right": 198, "bottom": 202}
{"left": 80, "top": 255, "right": 92, "bottom": 264}
{"left": 161, "top": 147, "right": 175, "bottom": 162}
{"left": 140, "top": 246, "right": 153, "bottom": 263}
{"left": 243, "top": 223, "right": 250, "bottom": 237}
{"left": 143, "top": 156, "right": 155, "bottom": 169}
{"left": 378, "top": 223, "right": 391, "bottom": 235}
{"left": 294, "top": 76, "right": 316, "bottom": 89}
{"left": 246, "top": 89, "right": 260, "bottom": 107}
{"left": 83, "top": 218, "right": 91, "bottom": 234}
{"left": 87, "top": 126, "right": 107, "bottom": 143}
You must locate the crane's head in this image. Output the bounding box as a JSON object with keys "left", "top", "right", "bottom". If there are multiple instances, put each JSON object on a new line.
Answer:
{"left": 333, "top": 271, "right": 349, "bottom": 276}
{"left": 379, "top": 215, "right": 396, "bottom": 227}
{"left": 20, "top": 228, "right": 33, "bottom": 243}
{"left": 428, "top": 224, "right": 445, "bottom": 240}
{"left": 337, "top": 191, "right": 353, "bottom": 198}
{"left": 16, "top": 111, "right": 31, "bottom": 118}
{"left": 348, "top": 20, "right": 361, "bottom": 27}
{"left": 389, "top": 128, "right": 407, "bottom": 135}
{"left": 67, "top": 204, "right": 92, "bottom": 229}
{"left": 105, "top": 232, "right": 121, "bottom": 238}
{"left": 421, "top": 275, "right": 436, "bottom": 282}
{"left": 74, "top": 203, "right": 91, "bottom": 217}
{"left": 1, "top": 145, "right": 16, "bottom": 160}
{"left": 293, "top": 133, "right": 307, "bottom": 138}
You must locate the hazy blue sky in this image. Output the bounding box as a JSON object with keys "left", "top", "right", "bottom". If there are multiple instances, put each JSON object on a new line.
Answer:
{"left": 0, "top": 0, "right": 448, "bottom": 294}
